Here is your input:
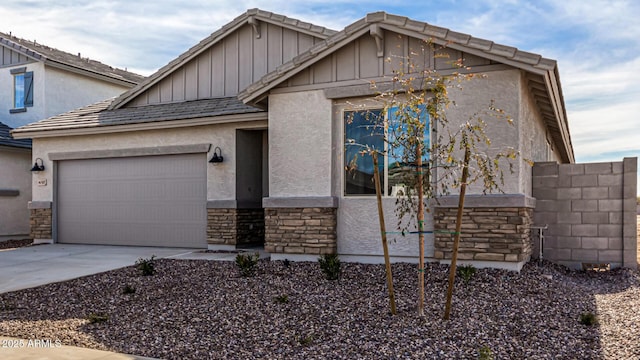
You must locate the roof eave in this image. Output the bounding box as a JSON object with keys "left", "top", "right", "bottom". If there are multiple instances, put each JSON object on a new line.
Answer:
{"left": 11, "top": 111, "right": 268, "bottom": 139}
{"left": 544, "top": 68, "right": 574, "bottom": 163}
{"left": 45, "top": 60, "right": 139, "bottom": 87}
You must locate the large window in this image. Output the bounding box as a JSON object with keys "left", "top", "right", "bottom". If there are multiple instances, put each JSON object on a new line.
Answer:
{"left": 10, "top": 68, "right": 33, "bottom": 112}
{"left": 344, "top": 106, "right": 429, "bottom": 196}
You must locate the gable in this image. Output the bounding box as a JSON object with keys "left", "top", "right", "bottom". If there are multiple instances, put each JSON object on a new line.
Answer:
{"left": 114, "top": 9, "right": 335, "bottom": 109}
{"left": 281, "top": 29, "right": 495, "bottom": 89}
{"left": 0, "top": 44, "right": 34, "bottom": 67}
{"left": 126, "top": 22, "right": 324, "bottom": 107}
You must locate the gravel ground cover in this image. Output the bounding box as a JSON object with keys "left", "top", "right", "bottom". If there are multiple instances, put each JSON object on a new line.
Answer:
{"left": 0, "top": 239, "right": 33, "bottom": 250}
{"left": 0, "top": 258, "right": 638, "bottom": 359}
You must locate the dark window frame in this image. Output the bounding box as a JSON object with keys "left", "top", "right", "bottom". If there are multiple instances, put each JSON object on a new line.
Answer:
{"left": 9, "top": 67, "right": 33, "bottom": 113}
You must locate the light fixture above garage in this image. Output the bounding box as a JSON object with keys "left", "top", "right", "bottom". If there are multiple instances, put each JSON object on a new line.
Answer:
{"left": 209, "top": 146, "right": 224, "bottom": 163}
{"left": 30, "top": 158, "right": 45, "bottom": 172}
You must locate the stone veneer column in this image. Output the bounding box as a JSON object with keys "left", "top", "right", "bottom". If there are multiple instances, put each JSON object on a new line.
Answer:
{"left": 263, "top": 197, "right": 338, "bottom": 256}
{"left": 433, "top": 195, "right": 535, "bottom": 265}
{"left": 207, "top": 201, "right": 265, "bottom": 248}
{"left": 28, "top": 201, "right": 52, "bottom": 243}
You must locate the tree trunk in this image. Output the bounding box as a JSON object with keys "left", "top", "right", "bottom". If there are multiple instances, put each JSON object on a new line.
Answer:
{"left": 443, "top": 146, "right": 470, "bottom": 320}
{"left": 372, "top": 152, "right": 397, "bottom": 315}
{"left": 416, "top": 144, "right": 425, "bottom": 316}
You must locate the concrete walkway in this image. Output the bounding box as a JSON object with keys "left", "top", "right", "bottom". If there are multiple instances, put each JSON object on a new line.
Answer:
{"left": 0, "top": 336, "right": 160, "bottom": 359}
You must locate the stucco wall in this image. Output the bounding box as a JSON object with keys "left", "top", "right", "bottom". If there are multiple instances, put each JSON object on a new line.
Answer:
{"left": 518, "top": 71, "right": 560, "bottom": 196}
{"left": 0, "top": 147, "right": 31, "bottom": 239}
{"left": 268, "top": 90, "right": 333, "bottom": 197}
{"left": 0, "top": 62, "right": 46, "bottom": 129}
{"left": 337, "top": 197, "right": 434, "bottom": 258}
{"left": 443, "top": 69, "right": 523, "bottom": 195}
{"left": 30, "top": 121, "right": 267, "bottom": 203}
{"left": 44, "top": 67, "right": 130, "bottom": 119}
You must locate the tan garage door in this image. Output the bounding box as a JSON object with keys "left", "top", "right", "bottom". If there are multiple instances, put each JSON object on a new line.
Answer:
{"left": 57, "top": 153, "right": 206, "bottom": 248}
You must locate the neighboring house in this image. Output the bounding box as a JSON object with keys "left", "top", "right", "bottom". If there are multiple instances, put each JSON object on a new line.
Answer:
{"left": 0, "top": 122, "right": 31, "bottom": 240}
{"left": 0, "top": 31, "right": 144, "bottom": 241}
{"left": 12, "top": 9, "right": 637, "bottom": 270}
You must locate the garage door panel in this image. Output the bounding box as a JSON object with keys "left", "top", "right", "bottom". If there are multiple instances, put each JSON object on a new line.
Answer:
{"left": 58, "top": 154, "right": 206, "bottom": 248}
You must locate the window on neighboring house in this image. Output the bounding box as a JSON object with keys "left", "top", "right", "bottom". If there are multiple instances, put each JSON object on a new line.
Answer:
{"left": 344, "top": 105, "right": 429, "bottom": 196}
{"left": 10, "top": 68, "right": 33, "bottom": 113}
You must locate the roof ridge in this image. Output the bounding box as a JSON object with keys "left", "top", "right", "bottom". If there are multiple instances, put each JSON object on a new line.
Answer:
{"left": 0, "top": 31, "right": 143, "bottom": 84}
{"left": 108, "top": 8, "right": 337, "bottom": 110}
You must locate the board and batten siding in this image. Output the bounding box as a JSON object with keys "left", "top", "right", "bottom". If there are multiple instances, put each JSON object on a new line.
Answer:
{"left": 0, "top": 45, "right": 31, "bottom": 67}
{"left": 283, "top": 30, "right": 493, "bottom": 88}
{"left": 127, "top": 23, "right": 322, "bottom": 106}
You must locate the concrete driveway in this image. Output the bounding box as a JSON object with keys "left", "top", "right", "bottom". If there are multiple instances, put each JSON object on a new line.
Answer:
{"left": 0, "top": 244, "right": 220, "bottom": 294}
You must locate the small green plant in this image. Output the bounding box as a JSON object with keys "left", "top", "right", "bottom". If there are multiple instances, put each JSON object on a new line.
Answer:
{"left": 0, "top": 299, "right": 15, "bottom": 311}
{"left": 579, "top": 311, "right": 599, "bottom": 326}
{"left": 478, "top": 345, "right": 494, "bottom": 360}
{"left": 298, "top": 334, "right": 314, "bottom": 346}
{"left": 135, "top": 255, "right": 156, "bottom": 276}
{"left": 86, "top": 312, "right": 109, "bottom": 324}
{"left": 122, "top": 284, "right": 136, "bottom": 294}
{"left": 235, "top": 252, "right": 260, "bottom": 277}
{"left": 318, "top": 254, "right": 341, "bottom": 280}
{"left": 274, "top": 294, "right": 289, "bottom": 304}
{"left": 457, "top": 264, "right": 477, "bottom": 284}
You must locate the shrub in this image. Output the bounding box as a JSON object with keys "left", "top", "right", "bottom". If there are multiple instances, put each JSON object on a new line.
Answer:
{"left": 318, "top": 254, "right": 341, "bottom": 280}
{"left": 457, "top": 264, "right": 477, "bottom": 284}
{"left": 0, "top": 300, "right": 15, "bottom": 311}
{"left": 86, "top": 313, "right": 109, "bottom": 324}
{"left": 478, "top": 345, "right": 494, "bottom": 360}
{"left": 298, "top": 334, "right": 314, "bottom": 346}
{"left": 274, "top": 294, "right": 289, "bottom": 304}
{"left": 579, "top": 311, "right": 599, "bottom": 326}
{"left": 122, "top": 285, "right": 136, "bottom": 294}
{"left": 135, "top": 255, "right": 156, "bottom": 276}
{"left": 235, "top": 252, "right": 260, "bottom": 277}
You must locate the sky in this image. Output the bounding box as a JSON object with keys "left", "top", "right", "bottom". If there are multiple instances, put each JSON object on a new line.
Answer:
{"left": 1, "top": 0, "right": 638, "bottom": 191}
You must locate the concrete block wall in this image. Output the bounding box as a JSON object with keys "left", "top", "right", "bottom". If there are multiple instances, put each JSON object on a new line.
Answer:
{"left": 532, "top": 158, "right": 638, "bottom": 269}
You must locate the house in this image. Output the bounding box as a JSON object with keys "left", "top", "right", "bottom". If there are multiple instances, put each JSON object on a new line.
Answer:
{"left": 0, "top": 32, "right": 144, "bottom": 241}
{"left": 12, "top": 9, "right": 638, "bottom": 270}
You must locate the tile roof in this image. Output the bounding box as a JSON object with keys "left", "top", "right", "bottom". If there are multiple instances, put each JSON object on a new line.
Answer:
{"left": 0, "top": 122, "right": 31, "bottom": 149}
{"left": 108, "top": 8, "right": 336, "bottom": 110}
{"left": 11, "top": 97, "right": 264, "bottom": 135}
{"left": 0, "top": 32, "right": 144, "bottom": 85}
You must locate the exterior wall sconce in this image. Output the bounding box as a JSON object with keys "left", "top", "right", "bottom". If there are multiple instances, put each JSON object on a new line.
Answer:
{"left": 209, "top": 146, "right": 224, "bottom": 163}
{"left": 30, "top": 158, "right": 45, "bottom": 172}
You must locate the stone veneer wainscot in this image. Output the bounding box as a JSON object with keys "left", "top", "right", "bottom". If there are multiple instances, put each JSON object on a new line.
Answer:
{"left": 207, "top": 201, "right": 265, "bottom": 246}
{"left": 263, "top": 197, "right": 337, "bottom": 255}
{"left": 433, "top": 195, "right": 535, "bottom": 264}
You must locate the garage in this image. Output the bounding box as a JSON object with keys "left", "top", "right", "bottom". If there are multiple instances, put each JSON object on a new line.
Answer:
{"left": 57, "top": 153, "right": 207, "bottom": 248}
